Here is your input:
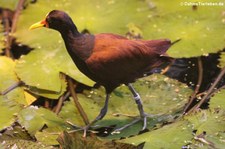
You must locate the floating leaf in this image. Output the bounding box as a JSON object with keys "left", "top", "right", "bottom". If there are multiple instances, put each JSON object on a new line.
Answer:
{"left": 219, "top": 52, "right": 225, "bottom": 68}
{"left": 59, "top": 98, "right": 99, "bottom": 127}
{"left": 0, "top": 139, "right": 54, "bottom": 149}
{"left": 18, "top": 106, "right": 69, "bottom": 135}
{"left": 0, "top": 96, "right": 22, "bottom": 131}
{"left": 143, "top": 0, "right": 225, "bottom": 58}
{"left": 0, "top": 57, "right": 26, "bottom": 130}
{"left": 0, "top": 125, "right": 33, "bottom": 141}
{"left": 0, "top": 56, "right": 35, "bottom": 105}
{"left": 0, "top": 0, "right": 18, "bottom": 10}
{"left": 24, "top": 91, "right": 36, "bottom": 105}
{"left": 121, "top": 120, "right": 193, "bottom": 149}
{"left": 204, "top": 132, "right": 225, "bottom": 149}
{"left": 209, "top": 89, "right": 225, "bottom": 110}
{"left": 15, "top": 47, "right": 94, "bottom": 93}
{"left": 35, "top": 130, "right": 60, "bottom": 146}
{"left": 0, "top": 126, "right": 55, "bottom": 149}
{"left": 57, "top": 131, "right": 138, "bottom": 149}
{"left": 189, "top": 132, "right": 225, "bottom": 149}
{"left": 184, "top": 110, "right": 225, "bottom": 148}
{"left": 186, "top": 110, "right": 225, "bottom": 135}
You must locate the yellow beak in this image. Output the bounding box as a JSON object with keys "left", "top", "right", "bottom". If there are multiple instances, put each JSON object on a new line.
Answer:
{"left": 29, "top": 20, "right": 46, "bottom": 30}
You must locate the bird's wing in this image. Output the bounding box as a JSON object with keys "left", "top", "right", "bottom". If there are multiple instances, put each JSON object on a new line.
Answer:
{"left": 142, "top": 39, "right": 171, "bottom": 56}
{"left": 85, "top": 34, "right": 170, "bottom": 84}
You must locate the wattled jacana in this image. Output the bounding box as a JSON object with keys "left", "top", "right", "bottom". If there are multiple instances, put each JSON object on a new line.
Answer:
{"left": 30, "top": 10, "right": 173, "bottom": 136}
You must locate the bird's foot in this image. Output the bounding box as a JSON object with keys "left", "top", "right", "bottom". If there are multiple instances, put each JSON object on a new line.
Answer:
{"left": 111, "top": 113, "right": 155, "bottom": 134}
{"left": 82, "top": 125, "right": 90, "bottom": 137}
{"left": 66, "top": 121, "right": 98, "bottom": 137}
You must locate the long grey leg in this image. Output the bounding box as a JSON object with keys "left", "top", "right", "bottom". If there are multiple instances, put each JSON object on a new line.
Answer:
{"left": 95, "top": 93, "right": 110, "bottom": 120}
{"left": 127, "top": 83, "right": 147, "bottom": 130}
{"left": 112, "top": 84, "right": 148, "bottom": 134}
{"left": 83, "top": 94, "right": 110, "bottom": 137}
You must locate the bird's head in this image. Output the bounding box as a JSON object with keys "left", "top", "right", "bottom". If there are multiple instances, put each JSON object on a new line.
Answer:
{"left": 29, "top": 10, "right": 77, "bottom": 33}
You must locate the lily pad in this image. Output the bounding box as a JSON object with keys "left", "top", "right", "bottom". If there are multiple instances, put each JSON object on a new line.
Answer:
{"left": 209, "top": 89, "right": 225, "bottom": 110}
{"left": 0, "top": 139, "right": 54, "bottom": 149}
{"left": 204, "top": 132, "right": 225, "bottom": 149}
{"left": 0, "top": 56, "right": 35, "bottom": 105}
{"left": 143, "top": 0, "right": 225, "bottom": 58}
{"left": 122, "top": 109, "right": 224, "bottom": 148}
{"left": 17, "top": 106, "right": 69, "bottom": 135}
{"left": 0, "top": 96, "right": 22, "bottom": 131}
{"left": 186, "top": 110, "right": 225, "bottom": 135}
{"left": 15, "top": 46, "right": 94, "bottom": 95}
{"left": 0, "top": 56, "right": 26, "bottom": 130}
{"left": 0, "top": 125, "right": 33, "bottom": 141}
{"left": 35, "top": 130, "right": 60, "bottom": 146}
{"left": 189, "top": 132, "right": 225, "bottom": 149}
{"left": 219, "top": 52, "right": 225, "bottom": 68}
{"left": 57, "top": 131, "right": 139, "bottom": 149}
{"left": 0, "top": 0, "right": 18, "bottom": 10}
{"left": 184, "top": 110, "right": 225, "bottom": 148}
{"left": 121, "top": 120, "right": 193, "bottom": 149}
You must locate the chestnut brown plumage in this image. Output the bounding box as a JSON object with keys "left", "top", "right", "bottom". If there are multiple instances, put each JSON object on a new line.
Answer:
{"left": 30, "top": 10, "right": 173, "bottom": 136}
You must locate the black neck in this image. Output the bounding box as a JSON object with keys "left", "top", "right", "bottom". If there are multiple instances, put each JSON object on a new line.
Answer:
{"left": 60, "top": 28, "right": 94, "bottom": 60}
{"left": 60, "top": 24, "right": 81, "bottom": 38}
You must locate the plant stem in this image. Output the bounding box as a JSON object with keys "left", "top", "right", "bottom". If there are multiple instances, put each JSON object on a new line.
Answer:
{"left": 44, "top": 99, "right": 50, "bottom": 109}
{"left": 1, "top": 81, "right": 23, "bottom": 95}
{"left": 4, "top": 0, "right": 25, "bottom": 58}
{"left": 184, "top": 57, "right": 203, "bottom": 114}
{"left": 189, "top": 65, "right": 225, "bottom": 113}
{"left": 68, "top": 77, "right": 90, "bottom": 125}
{"left": 55, "top": 91, "right": 70, "bottom": 115}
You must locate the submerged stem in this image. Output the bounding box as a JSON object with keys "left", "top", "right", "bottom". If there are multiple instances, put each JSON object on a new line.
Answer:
{"left": 184, "top": 57, "right": 203, "bottom": 114}
{"left": 188, "top": 65, "right": 225, "bottom": 113}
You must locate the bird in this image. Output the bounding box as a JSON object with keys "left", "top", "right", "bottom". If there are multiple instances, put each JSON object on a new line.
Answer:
{"left": 29, "top": 10, "right": 173, "bottom": 137}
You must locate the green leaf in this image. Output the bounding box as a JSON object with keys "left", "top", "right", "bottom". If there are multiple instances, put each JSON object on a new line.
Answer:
{"left": 0, "top": 56, "right": 27, "bottom": 130}
{"left": 18, "top": 106, "right": 69, "bottom": 135}
{"left": 0, "top": 0, "right": 18, "bottom": 10}
{"left": 0, "top": 96, "right": 22, "bottom": 131}
{"left": 0, "top": 56, "right": 36, "bottom": 105}
{"left": 15, "top": 47, "right": 94, "bottom": 92}
{"left": 204, "top": 132, "right": 225, "bottom": 149}
{"left": 15, "top": 49, "right": 64, "bottom": 92}
{"left": 184, "top": 110, "right": 225, "bottom": 148}
{"left": 57, "top": 131, "right": 138, "bottom": 149}
{"left": 59, "top": 74, "right": 192, "bottom": 138}
{"left": 219, "top": 52, "right": 225, "bottom": 68}
{"left": 121, "top": 120, "right": 193, "bottom": 149}
{"left": 189, "top": 132, "right": 225, "bottom": 149}
{"left": 0, "top": 126, "right": 33, "bottom": 141}
{"left": 186, "top": 110, "right": 225, "bottom": 135}
{"left": 35, "top": 130, "right": 60, "bottom": 146}
{"left": 0, "top": 139, "right": 54, "bottom": 149}
{"left": 143, "top": 0, "right": 225, "bottom": 58}
{"left": 209, "top": 89, "right": 225, "bottom": 110}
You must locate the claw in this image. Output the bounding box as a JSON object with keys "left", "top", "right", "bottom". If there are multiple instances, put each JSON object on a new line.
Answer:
{"left": 83, "top": 126, "right": 88, "bottom": 137}
{"left": 142, "top": 115, "right": 147, "bottom": 130}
